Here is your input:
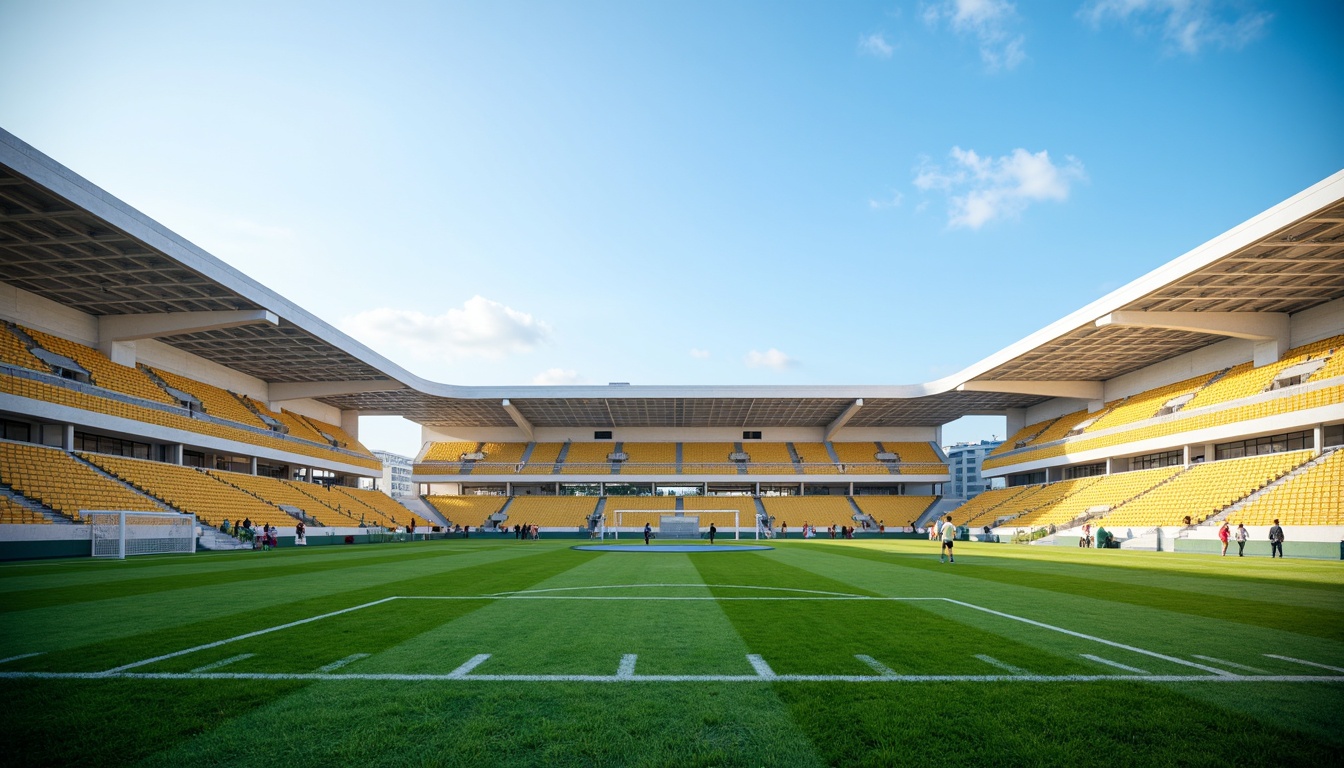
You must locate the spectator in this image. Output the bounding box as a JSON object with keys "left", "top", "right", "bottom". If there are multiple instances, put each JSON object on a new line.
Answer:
{"left": 1269, "top": 519, "right": 1284, "bottom": 558}
{"left": 1235, "top": 523, "right": 1249, "bottom": 556}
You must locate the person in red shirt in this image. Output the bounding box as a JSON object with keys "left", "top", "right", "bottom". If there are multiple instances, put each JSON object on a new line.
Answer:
{"left": 1218, "top": 521, "right": 1231, "bottom": 556}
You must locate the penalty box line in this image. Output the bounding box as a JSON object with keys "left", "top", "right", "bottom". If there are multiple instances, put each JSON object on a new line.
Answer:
{"left": 92, "top": 592, "right": 1249, "bottom": 678}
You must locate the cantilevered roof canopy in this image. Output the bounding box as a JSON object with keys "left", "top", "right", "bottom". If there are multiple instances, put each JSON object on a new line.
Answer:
{"left": 2, "top": 127, "right": 1342, "bottom": 428}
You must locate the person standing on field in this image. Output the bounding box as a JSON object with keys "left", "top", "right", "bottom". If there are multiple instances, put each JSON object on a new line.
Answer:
{"left": 708, "top": 522, "right": 717, "bottom": 544}
{"left": 1235, "top": 523, "right": 1249, "bottom": 556}
{"left": 1218, "top": 520, "right": 1231, "bottom": 556}
{"left": 940, "top": 515, "right": 956, "bottom": 564}
{"left": 644, "top": 522, "right": 652, "bottom": 545}
{"left": 1269, "top": 519, "right": 1285, "bottom": 558}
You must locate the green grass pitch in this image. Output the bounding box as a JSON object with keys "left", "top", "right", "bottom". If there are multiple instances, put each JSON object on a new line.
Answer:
{"left": 1, "top": 538, "right": 1341, "bottom": 767}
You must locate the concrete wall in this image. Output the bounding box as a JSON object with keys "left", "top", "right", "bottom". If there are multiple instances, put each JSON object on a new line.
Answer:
{"left": 0, "top": 282, "right": 99, "bottom": 344}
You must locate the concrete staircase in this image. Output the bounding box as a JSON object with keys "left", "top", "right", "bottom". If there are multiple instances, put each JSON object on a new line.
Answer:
{"left": 0, "top": 486, "right": 72, "bottom": 524}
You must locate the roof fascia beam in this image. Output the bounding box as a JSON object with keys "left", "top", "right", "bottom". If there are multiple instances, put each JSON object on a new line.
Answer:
{"left": 1095, "top": 310, "right": 1289, "bottom": 366}
{"left": 502, "top": 399, "right": 535, "bottom": 441}
{"left": 268, "top": 380, "right": 407, "bottom": 401}
{"left": 824, "top": 398, "right": 863, "bottom": 442}
{"left": 957, "top": 380, "right": 1104, "bottom": 400}
{"left": 98, "top": 309, "right": 279, "bottom": 343}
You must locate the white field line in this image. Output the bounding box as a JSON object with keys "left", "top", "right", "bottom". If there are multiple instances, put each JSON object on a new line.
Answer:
{"left": 747, "top": 654, "right": 776, "bottom": 679}
{"left": 447, "top": 654, "right": 491, "bottom": 679}
{"left": 1191, "top": 655, "right": 1270, "bottom": 675}
{"left": 79, "top": 592, "right": 1322, "bottom": 684}
{"left": 975, "top": 655, "right": 1029, "bottom": 675}
{"left": 409, "top": 596, "right": 906, "bottom": 601}
{"left": 316, "top": 654, "right": 370, "bottom": 673}
{"left": 1, "top": 670, "right": 1341, "bottom": 684}
{"left": 0, "top": 652, "right": 44, "bottom": 665}
{"left": 943, "top": 599, "right": 1235, "bottom": 677}
{"left": 855, "top": 654, "right": 898, "bottom": 677}
{"left": 488, "top": 584, "right": 892, "bottom": 598}
{"left": 1081, "top": 654, "right": 1149, "bottom": 674}
{"left": 1265, "top": 654, "right": 1344, "bottom": 674}
{"left": 618, "top": 654, "right": 637, "bottom": 679}
{"left": 190, "top": 654, "right": 254, "bottom": 673}
{"left": 100, "top": 596, "right": 399, "bottom": 674}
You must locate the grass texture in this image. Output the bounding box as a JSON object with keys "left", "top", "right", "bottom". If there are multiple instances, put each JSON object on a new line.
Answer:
{"left": 0, "top": 538, "right": 1341, "bottom": 766}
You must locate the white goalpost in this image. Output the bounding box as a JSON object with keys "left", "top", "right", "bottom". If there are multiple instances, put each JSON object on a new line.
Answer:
{"left": 603, "top": 510, "right": 750, "bottom": 541}
{"left": 89, "top": 510, "right": 197, "bottom": 559}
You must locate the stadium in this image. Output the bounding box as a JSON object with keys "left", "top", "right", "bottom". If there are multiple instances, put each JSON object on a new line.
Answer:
{"left": 2, "top": 119, "right": 1343, "bottom": 763}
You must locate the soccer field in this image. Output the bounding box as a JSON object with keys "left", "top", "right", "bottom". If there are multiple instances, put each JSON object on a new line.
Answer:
{"left": 2, "top": 539, "right": 1341, "bottom": 767}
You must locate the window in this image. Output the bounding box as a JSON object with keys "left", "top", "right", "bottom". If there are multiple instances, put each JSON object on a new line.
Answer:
{"left": 1215, "top": 431, "right": 1313, "bottom": 460}
{"left": 0, "top": 419, "right": 30, "bottom": 442}
{"left": 594, "top": 431, "right": 613, "bottom": 440}
{"left": 1130, "top": 450, "right": 1183, "bottom": 470}
{"left": 1325, "top": 424, "right": 1343, "bottom": 448}
{"left": 1009, "top": 472, "right": 1046, "bottom": 487}
{"left": 1065, "top": 463, "right": 1106, "bottom": 479}
{"left": 742, "top": 431, "right": 762, "bottom": 440}
{"left": 74, "top": 432, "right": 150, "bottom": 459}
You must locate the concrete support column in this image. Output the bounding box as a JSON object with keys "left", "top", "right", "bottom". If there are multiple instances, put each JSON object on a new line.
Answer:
{"left": 249, "top": 457, "right": 258, "bottom": 475}
{"left": 61, "top": 424, "right": 74, "bottom": 451}
{"left": 340, "top": 409, "right": 359, "bottom": 440}
{"left": 1183, "top": 445, "right": 1191, "bottom": 467}
{"left": 1313, "top": 425, "right": 1324, "bottom": 457}
{"left": 1004, "top": 409, "right": 1026, "bottom": 440}
{"left": 167, "top": 444, "right": 184, "bottom": 465}
{"left": 98, "top": 340, "right": 136, "bottom": 368}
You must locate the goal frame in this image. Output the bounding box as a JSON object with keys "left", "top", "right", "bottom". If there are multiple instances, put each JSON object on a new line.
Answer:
{"left": 602, "top": 509, "right": 749, "bottom": 541}
{"left": 89, "top": 510, "right": 197, "bottom": 559}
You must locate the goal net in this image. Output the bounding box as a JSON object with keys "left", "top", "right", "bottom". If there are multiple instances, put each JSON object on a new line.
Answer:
{"left": 604, "top": 510, "right": 746, "bottom": 541}
{"left": 90, "top": 510, "right": 197, "bottom": 559}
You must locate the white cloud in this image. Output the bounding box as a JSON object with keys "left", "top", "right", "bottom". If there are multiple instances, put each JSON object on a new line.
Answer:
{"left": 914, "top": 146, "right": 1086, "bottom": 229}
{"left": 689, "top": 348, "right": 711, "bottom": 359}
{"left": 923, "top": 0, "right": 1026, "bottom": 70}
{"left": 531, "top": 368, "right": 584, "bottom": 385}
{"left": 745, "top": 348, "right": 797, "bottom": 371}
{"left": 869, "top": 191, "right": 904, "bottom": 210}
{"left": 341, "top": 295, "right": 551, "bottom": 361}
{"left": 858, "top": 32, "right": 894, "bottom": 58}
{"left": 1079, "top": 0, "right": 1271, "bottom": 55}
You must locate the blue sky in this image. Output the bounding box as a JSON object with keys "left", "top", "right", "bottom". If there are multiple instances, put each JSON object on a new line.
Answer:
{"left": 2, "top": 0, "right": 1342, "bottom": 457}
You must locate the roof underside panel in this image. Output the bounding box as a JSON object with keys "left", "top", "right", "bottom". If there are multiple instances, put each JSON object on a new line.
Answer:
{"left": 3, "top": 138, "right": 1343, "bottom": 431}
{"left": 313, "top": 391, "right": 1047, "bottom": 428}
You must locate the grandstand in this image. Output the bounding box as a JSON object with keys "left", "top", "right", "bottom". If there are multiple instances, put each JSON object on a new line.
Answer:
{"left": 0, "top": 127, "right": 1341, "bottom": 559}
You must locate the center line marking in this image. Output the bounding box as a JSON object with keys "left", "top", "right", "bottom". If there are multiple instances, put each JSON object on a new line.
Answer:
{"left": 1264, "top": 654, "right": 1344, "bottom": 674}
{"left": 747, "top": 654, "right": 776, "bottom": 679}
{"left": 975, "top": 655, "right": 1029, "bottom": 675}
{"left": 618, "top": 654, "right": 637, "bottom": 678}
{"left": 1082, "top": 654, "right": 1149, "bottom": 674}
{"left": 317, "top": 654, "right": 370, "bottom": 673}
{"left": 191, "top": 654, "right": 255, "bottom": 673}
